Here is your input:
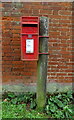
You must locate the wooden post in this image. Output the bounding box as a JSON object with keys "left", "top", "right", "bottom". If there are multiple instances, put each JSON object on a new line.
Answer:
{"left": 37, "top": 17, "right": 49, "bottom": 110}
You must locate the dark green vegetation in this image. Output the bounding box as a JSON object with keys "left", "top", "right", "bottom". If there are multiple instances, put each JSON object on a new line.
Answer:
{"left": 2, "top": 91, "right": 74, "bottom": 118}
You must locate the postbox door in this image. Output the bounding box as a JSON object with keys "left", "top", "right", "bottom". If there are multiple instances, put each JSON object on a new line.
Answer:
{"left": 21, "top": 35, "right": 39, "bottom": 60}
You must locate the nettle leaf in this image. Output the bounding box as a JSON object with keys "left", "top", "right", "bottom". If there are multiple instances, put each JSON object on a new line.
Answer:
{"left": 56, "top": 94, "right": 62, "bottom": 99}
{"left": 11, "top": 98, "right": 17, "bottom": 104}
{"left": 67, "top": 98, "right": 70, "bottom": 102}
{"left": 54, "top": 99, "right": 64, "bottom": 108}
{"left": 54, "top": 110, "right": 64, "bottom": 118}
{"left": 62, "top": 100, "right": 68, "bottom": 106}
{"left": 65, "top": 111, "right": 69, "bottom": 118}
{"left": 30, "top": 100, "right": 36, "bottom": 109}
{"left": 46, "top": 105, "right": 49, "bottom": 113}
{"left": 49, "top": 96, "right": 55, "bottom": 102}
{"left": 67, "top": 91, "right": 73, "bottom": 99}
{"left": 62, "top": 93, "right": 67, "bottom": 98}
{"left": 48, "top": 99, "right": 52, "bottom": 105}
{"left": 49, "top": 103, "right": 58, "bottom": 113}
{"left": 6, "top": 98, "right": 10, "bottom": 101}
{"left": 57, "top": 101, "right": 64, "bottom": 108}
{"left": 63, "top": 105, "right": 69, "bottom": 110}
{"left": 63, "top": 105, "right": 72, "bottom": 114}
{"left": 67, "top": 108, "right": 72, "bottom": 113}
{"left": 8, "top": 93, "right": 15, "bottom": 98}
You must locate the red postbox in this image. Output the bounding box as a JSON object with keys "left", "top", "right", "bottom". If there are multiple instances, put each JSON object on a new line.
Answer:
{"left": 21, "top": 16, "right": 39, "bottom": 61}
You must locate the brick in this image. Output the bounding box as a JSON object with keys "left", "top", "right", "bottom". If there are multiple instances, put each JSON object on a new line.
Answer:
{"left": 60, "top": 50, "right": 71, "bottom": 55}
{"left": 51, "top": 19, "right": 59, "bottom": 23}
{"left": 58, "top": 2, "right": 72, "bottom": 7}
{"left": 49, "top": 31, "right": 60, "bottom": 36}
{"left": 60, "top": 24, "right": 72, "bottom": 28}
{"left": 2, "top": 17, "right": 13, "bottom": 21}
{"left": 59, "top": 19, "right": 71, "bottom": 24}
{"left": 53, "top": 10, "right": 59, "bottom": 15}
{"left": 58, "top": 10, "right": 72, "bottom": 15}
{"left": 12, "top": 30, "right": 20, "bottom": 34}
{"left": 40, "top": 9, "right": 53, "bottom": 15}
{"left": 2, "top": 57, "right": 12, "bottom": 61}
{"left": 0, "top": 3, "right": 2, "bottom": 8}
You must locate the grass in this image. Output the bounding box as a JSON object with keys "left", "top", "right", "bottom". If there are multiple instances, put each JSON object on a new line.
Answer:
{"left": 2, "top": 101, "right": 48, "bottom": 118}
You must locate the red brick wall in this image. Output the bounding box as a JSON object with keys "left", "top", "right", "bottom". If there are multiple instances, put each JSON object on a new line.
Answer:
{"left": 2, "top": 2, "right": 73, "bottom": 85}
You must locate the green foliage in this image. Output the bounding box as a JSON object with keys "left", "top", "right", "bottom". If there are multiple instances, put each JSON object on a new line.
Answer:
{"left": 2, "top": 101, "right": 47, "bottom": 118}
{"left": 2, "top": 91, "right": 16, "bottom": 100}
{"left": 3, "top": 92, "right": 36, "bottom": 106}
{"left": 30, "top": 99, "right": 37, "bottom": 109}
{"left": 2, "top": 91, "right": 74, "bottom": 119}
{"left": 45, "top": 91, "right": 73, "bottom": 118}
{"left": 2, "top": 101, "right": 26, "bottom": 118}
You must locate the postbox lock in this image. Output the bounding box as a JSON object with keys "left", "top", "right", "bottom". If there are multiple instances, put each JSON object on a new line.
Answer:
{"left": 28, "top": 34, "right": 32, "bottom": 38}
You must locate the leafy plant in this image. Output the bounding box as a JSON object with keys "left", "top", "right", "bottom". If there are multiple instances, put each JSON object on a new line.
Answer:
{"left": 45, "top": 91, "right": 73, "bottom": 118}
{"left": 7, "top": 92, "right": 16, "bottom": 99}
{"left": 30, "top": 99, "right": 37, "bottom": 109}
{"left": 2, "top": 91, "right": 73, "bottom": 119}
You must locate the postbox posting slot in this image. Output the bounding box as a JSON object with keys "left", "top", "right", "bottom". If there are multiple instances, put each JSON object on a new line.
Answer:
{"left": 22, "top": 24, "right": 38, "bottom": 34}
{"left": 22, "top": 24, "right": 38, "bottom": 27}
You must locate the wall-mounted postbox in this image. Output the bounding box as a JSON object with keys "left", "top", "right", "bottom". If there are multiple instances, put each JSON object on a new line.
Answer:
{"left": 21, "top": 16, "right": 39, "bottom": 61}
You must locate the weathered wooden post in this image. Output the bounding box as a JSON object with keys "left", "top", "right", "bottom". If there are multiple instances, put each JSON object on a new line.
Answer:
{"left": 37, "top": 17, "right": 49, "bottom": 110}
